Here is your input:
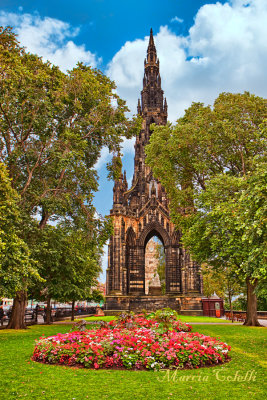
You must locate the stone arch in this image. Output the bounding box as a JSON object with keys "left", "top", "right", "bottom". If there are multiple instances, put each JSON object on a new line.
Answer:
{"left": 135, "top": 221, "right": 173, "bottom": 295}
{"left": 138, "top": 220, "right": 171, "bottom": 249}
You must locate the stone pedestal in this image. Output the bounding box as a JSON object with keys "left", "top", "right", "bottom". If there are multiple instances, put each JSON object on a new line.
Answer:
{"left": 148, "top": 286, "right": 162, "bottom": 296}
{"left": 105, "top": 294, "right": 203, "bottom": 316}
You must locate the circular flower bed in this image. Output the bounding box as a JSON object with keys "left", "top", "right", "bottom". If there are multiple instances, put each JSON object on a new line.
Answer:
{"left": 32, "top": 311, "right": 231, "bottom": 370}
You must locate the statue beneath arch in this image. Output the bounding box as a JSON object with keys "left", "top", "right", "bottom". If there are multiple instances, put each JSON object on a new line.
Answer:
{"left": 105, "top": 29, "right": 203, "bottom": 315}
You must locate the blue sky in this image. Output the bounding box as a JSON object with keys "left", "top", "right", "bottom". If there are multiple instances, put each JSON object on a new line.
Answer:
{"left": 1, "top": 0, "right": 266, "bottom": 281}
{"left": 1, "top": 0, "right": 223, "bottom": 64}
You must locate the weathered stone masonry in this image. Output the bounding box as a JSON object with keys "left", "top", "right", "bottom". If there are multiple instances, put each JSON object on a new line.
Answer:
{"left": 105, "top": 29, "right": 203, "bottom": 315}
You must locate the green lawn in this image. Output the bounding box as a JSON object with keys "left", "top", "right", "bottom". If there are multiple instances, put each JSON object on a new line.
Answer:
{"left": 0, "top": 324, "right": 266, "bottom": 400}
{"left": 81, "top": 315, "right": 238, "bottom": 323}
{"left": 82, "top": 315, "right": 118, "bottom": 322}
{"left": 175, "top": 315, "right": 239, "bottom": 323}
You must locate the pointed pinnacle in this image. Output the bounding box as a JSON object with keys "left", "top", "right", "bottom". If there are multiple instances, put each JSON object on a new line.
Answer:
{"left": 149, "top": 28, "right": 155, "bottom": 48}
{"left": 164, "top": 97, "right": 168, "bottom": 112}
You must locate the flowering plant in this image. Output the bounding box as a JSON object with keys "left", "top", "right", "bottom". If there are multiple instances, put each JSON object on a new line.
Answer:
{"left": 32, "top": 313, "right": 231, "bottom": 370}
{"left": 108, "top": 312, "right": 191, "bottom": 333}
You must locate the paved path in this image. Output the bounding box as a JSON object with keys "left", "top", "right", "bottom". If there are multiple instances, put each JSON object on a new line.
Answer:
{"left": 1, "top": 318, "right": 266, "bottom": 328}
{"left": 49, "top": 320, "right": 267, "bottom": 326}
{"left": 64, "top": 320, "right": 267, "bottom": 326}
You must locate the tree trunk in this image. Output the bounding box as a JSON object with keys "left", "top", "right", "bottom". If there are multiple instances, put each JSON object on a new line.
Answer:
{"left": 228, "top": 292, "right": 234, "bottom": 323}
{"left": 71, "top": 300, "right": 75, "bottom": 321}
{"left": 7, "top": 291, "right": 27, "bottom": 329}
{"left": 38, "top": 209, "right": 49, "bottom": 230}
{"left": 46, "top": 297, "right": 52, "bottom": 325}
{"left": 244, "top": 277, "right": 261, "bottom": 326}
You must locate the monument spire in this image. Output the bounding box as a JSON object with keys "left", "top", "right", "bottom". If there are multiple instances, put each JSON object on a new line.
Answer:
{"left": 106, "top": 28, "right": 202, "bottom": 314}
{"left": 147, "top": 28, "right": 156, "bottom": 60}
{"left": 139, "top": 29, "right": 167, "bottom": 132}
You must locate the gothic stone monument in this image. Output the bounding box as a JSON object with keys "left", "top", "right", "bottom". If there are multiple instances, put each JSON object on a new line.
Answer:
{"left": 105, "top": 29, "right": 203, "bottom": 315}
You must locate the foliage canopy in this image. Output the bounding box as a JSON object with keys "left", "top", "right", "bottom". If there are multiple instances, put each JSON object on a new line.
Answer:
{"left": 146, "top": 92, "right": 267, "bottom": 325}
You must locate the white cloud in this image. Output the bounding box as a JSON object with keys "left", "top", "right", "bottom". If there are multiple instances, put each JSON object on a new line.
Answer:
{"left": 170, "top": 16, "right": 184, "bottom": 23}
{"left": 0, "top": 11, "right": 100, "bottom": 71}
{"left": 95, "top": 147, "right": 112, "bottom": 170}
{"left": 107, "top": 0, "right": 267, "bottom": 122}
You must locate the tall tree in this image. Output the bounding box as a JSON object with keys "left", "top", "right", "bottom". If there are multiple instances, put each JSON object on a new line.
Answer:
{"left": 181, "top": 169, "right": 267, "bottom": 325}
{"left": 146, "top": 92, "right": 267, "bottom": 326}
{"left": 29, "top": 218, "right": 111, "bottom": 323}
{"left": 0, "top": 163, "right": 39, "bottom": 328}
{"left": 0, "top": 27, "right": 140, "bottom": 328}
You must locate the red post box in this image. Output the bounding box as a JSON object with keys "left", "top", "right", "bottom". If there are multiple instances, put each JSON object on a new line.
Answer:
{"left": 216, "top": 309, "right": 221, "bottom": 318}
